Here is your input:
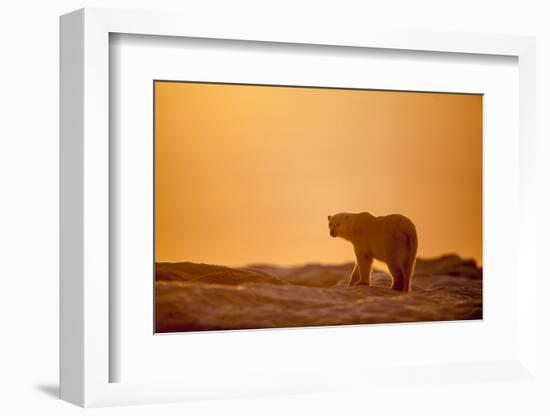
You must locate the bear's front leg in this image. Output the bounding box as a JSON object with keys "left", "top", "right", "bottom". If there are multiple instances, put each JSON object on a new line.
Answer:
{"left": 357, "top": 256, "right": 373, "bottom": 286}
{"left": 354, "top": 245, "right": 373, "bottom": 286}
{"left": 348, "top": 263, "right": 361, "bottom": 286}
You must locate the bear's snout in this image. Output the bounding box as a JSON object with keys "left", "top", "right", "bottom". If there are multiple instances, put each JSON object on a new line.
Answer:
{"left": 330, "top": 230, "right": 336, "bottom": 237}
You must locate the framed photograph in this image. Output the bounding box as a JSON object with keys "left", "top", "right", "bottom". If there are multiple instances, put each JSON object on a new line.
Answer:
{"left": 60, "top": 8, "right": 538, "bottom": 408}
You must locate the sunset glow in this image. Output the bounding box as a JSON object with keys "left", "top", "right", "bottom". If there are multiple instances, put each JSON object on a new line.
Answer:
{"left": 155, "top": 81, "right": 482, "bottom": 267}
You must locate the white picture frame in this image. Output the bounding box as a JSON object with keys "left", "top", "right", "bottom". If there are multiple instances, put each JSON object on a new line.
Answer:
{"left": 60, "top": 7, "right": 538, "bottom": 408}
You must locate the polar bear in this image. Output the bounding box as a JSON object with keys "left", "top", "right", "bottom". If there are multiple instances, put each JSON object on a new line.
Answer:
{"left": 328, "top": 212, "right": 418, "bottom": 292}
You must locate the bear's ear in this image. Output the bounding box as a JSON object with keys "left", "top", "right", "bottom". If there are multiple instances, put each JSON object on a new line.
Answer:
{"left": 328, "top": 215, "right": 331, "bottom": 221}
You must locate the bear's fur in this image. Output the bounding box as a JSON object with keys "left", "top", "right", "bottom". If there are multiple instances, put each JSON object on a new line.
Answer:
{"left": 328, "top": 212, "right": 418, "bottom": 292}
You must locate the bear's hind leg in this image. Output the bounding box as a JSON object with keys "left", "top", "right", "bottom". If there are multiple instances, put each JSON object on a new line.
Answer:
{"left": 402, "top": 273, "right": 411, "bottom": 292}
{"left": 402, "top": 255, "right": 416, "bottom": 292}
{"left": 388, "top": 262, "right": 405, "bottom": 291}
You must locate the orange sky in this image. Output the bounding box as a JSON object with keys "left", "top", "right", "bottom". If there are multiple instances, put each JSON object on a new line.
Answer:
{"left": 155, "top": 81, "right": 482, "bottom": 267}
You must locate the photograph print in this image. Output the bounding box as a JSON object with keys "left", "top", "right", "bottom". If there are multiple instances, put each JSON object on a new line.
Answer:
{"left": 154, "top": 81, "right": 483, "bottom": 333}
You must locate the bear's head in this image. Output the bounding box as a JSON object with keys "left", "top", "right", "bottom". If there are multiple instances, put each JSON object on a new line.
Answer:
{"left": 327, "top": 213, "right": 352, "bottom": 240}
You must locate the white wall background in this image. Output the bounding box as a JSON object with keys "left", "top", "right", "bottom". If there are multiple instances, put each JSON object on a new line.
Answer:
{"left": 1, "top": 1, "right": 548, "bottom": 415}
